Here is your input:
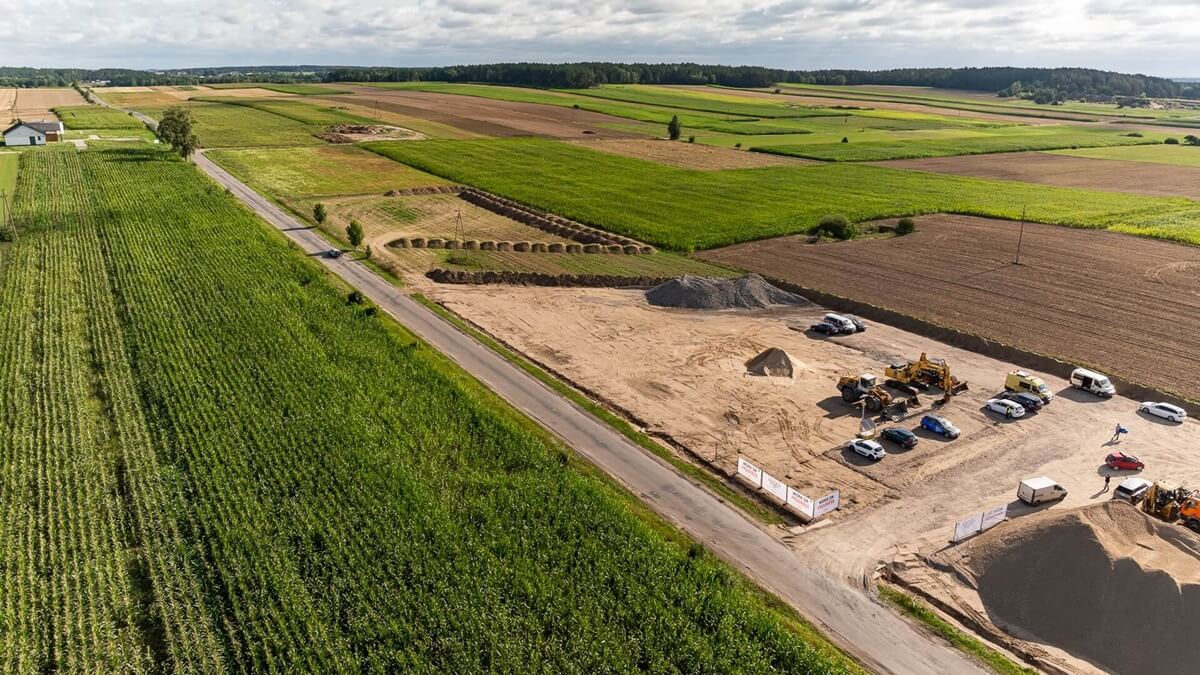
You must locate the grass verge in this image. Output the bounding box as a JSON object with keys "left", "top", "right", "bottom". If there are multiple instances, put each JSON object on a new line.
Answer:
{"left": 877, "top": 584, "right": 1035, "bottom": 675}
{"left": 411, "top": 292, "right": 785, "bottom": 526}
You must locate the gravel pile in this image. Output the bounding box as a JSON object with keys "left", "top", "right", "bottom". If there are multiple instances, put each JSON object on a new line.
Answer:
{"left": 645, "top": 274, "right": 811, "bottom": 310}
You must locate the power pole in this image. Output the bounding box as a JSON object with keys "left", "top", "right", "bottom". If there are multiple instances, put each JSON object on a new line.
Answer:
{"left": 1014, "top": 205, "right": 1027, "bottom": 266}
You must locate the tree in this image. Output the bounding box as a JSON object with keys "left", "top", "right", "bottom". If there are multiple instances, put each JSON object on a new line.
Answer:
{"left": 813, "top": 214, "right": 857, "bottom": 240}
{"left": 157, "top": 106, "right": 199, "bottom": 158}
{"left": 1185, "top": 135, "right": 1200, "bottom": 146}
{"left": 346, "top": 219, "right": 364, "bottom": 249}
{"left": 667, "top": 115, "right": 681, "bottom": 140}
{"left": 896, "top": 217, "right": 916, "bottom": 235}
{"left": 313, "top": 202, "right": 327, "bottom": 225}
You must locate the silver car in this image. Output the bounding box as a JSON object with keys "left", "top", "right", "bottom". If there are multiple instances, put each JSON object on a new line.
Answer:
{"left": 1139, "top": 402, "right": 1186, "bottom": 423}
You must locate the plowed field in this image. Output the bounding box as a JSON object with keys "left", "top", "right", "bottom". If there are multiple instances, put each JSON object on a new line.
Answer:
{"left": 701, "top": 214, "right": 1200, "bottom": 400}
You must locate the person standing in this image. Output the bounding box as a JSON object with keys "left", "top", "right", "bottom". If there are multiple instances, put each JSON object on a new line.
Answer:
{"left": 1103, "top": 475, "right": 1111, "bottom": 492}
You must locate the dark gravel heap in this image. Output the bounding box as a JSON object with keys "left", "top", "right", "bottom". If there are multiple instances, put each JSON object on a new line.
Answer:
{"left": 645, "top": 274, "right": 812, "bottom": 310}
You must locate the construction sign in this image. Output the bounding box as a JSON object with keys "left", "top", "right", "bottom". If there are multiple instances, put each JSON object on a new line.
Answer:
{"left": 814, "top": 490, "right": 840, "bottom": 518}
{"left": 761, "top": 472, "right": 788, "bottom": 503}
{"left": 736, "top": 457, "right": 763, "bottom": 488}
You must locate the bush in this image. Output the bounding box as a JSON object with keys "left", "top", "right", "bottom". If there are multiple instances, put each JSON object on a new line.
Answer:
{"left": 734, "top": 142, "right": 742, "bottom": 149}
{"left": 1124, "top": 132, "right": 1144, "bottom": 138}
{"left": 813, "top": 214, "right": 857, "bottom": 240}
{"left": 1185, "top": 134, "right": 1200, "bottom": 146}
{"left": 896, "top": 217, "right": 916, "bottom": 235}
{"left": 841, "top": 137, "right": 849, "bottom": 143}
{"left": 347, "top": 290, "right": 365, "bottom": 305}
{"left": 1165, "top": 137, "right": 1180, "bottom": 145}
{"left": 688, "top": 136, "right": 695, "bottom": 143}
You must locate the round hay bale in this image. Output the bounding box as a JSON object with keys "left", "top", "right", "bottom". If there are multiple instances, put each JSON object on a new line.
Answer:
{"left": 462, "top": 240, "right": 478, "bottom": 250}
{"left": 410, "top": 237, "right": 426, "bottom": 248}
{"left": 425, "top": 238, "right": 444, "bottom": 249}
{"left": 444, "top": 239, "right": 461, "bottom": 250}
{"left": 583, "top": 244, "right": 603, "bottom": 253}
{"left": 480, "top": 241, "right": 496, "bottom": 251}
{"left": 640, "top": 246, "right": 656, "bottom": 254}
{"left": 532, "top": 242, "right": 548, "bottom": 253}
{"left": 623, "top": 245, "right": 640, "bottom": 254}
{"left": 547, "top": 243, "right": 565, "bottom": 253}
{"left": 496, "top": 241, "right": 511, "bottom": 252}
{"left": 566, "top": 243, "right": 583, "bottom": 254}
{"left": 606, "top": 245, "right": 624, "bottom": 254}
{"left": 513, "top": 241, "right": 531, "bottom": 252}
{"left": 388, "top": 238, "right": 408, "bottom": 249}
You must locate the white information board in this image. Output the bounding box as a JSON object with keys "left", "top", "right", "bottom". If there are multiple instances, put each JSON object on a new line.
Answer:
{"left": 953, "top": 512, "right": 985, "bottom": 543}
{"left": 736, "top": 456, "right": 763, "bottom": 488}
{"left": 785, "top": 487, "right": 815, "bottom": 519}
{"left": 814, "top": 490, "right": 840, "bottom": 518}
{"left": 762, "top": 472, "right": 788, "bottom": 503}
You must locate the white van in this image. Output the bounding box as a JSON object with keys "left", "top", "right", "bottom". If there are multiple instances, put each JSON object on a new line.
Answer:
{"left": 822, "top": 313, "right": 857, "bottom": 334}
{"left": 1017, "top": 476, "right": 1068, "bottom": 506}
{"left": 1070, "top": 368, "right": 1115, "bottom": 398}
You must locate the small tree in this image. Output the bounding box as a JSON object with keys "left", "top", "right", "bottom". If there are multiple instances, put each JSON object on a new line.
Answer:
{"left": 896, "top": 217, "right": 916, "bottom": 235}
{"left": 813, "top": 214, "right": 858, "bottom": 240}
{"left": 346, "top": 219, "right": 364, "bottom": 249}
{"left": 313, "top": 202, "right": 327, "bottom": 225}
{"left": 687, "top": 135, "right": 695, "bottom": 143}
{"left": 1165, "top": 137, "right": 1180, "bottom": 145}
{"left": 157, "top": 106, "right": 200, "bottom": 158}
{"left": 841, "top": 136, "right": 849, "bottom": 143}
{"left": 667, "top": 115, "right": 682, "bottom": 140}
{"left": 1185, "top": 135, "right": 1200, "bottom": 146}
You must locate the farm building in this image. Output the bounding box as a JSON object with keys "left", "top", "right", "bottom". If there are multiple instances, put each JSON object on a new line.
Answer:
{"left": 3, "top": 120, "right": 64, "bottom": 146}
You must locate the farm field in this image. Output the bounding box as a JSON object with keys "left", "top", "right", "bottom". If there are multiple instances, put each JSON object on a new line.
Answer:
{"left": 202, "top": 82, "right": 350, "bottom": 95}
{"left": 877, "top": 151, "right": 1200, "bottom": 199}
{"left": 0, "top": 153, "right": 15, "bottom": 225}
{"left": 1051, "top": 143, "right": 1200, "bottom": 167}
{"left": 366, "top": 137, "right": 1200, "bottom": 249}
{"left": 700, "top": 213, "right": 1200, "bottom": 400}
{"left": 0, "top": 88, "right": 15, "bottom": 124}
{"left": 0, "top": 145, "right": 856, "bottom": 672}
{"left": 53, "top": 105, "right": 144, "bottom": 130}
{"left": 11, "top": 87, "right": 86, "bottom": 121}
{"left": 569, "top": 138, "right": 810, "bottom": 169}
{"left": 193, "top": 97, "right": 380, "bottom": 126}
{"left": 135, "top": 101, "right": 328, "bottom": 147}
{"left": 207, "top": 145, "right": 451, "bottom": 199}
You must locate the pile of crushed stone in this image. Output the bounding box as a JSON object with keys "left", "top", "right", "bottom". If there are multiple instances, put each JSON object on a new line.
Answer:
{"left": 962, "top": 501, "right": 1200, "bottom": 674}
{"left": 645, "top": 274, "right": 812, "bottom": 310}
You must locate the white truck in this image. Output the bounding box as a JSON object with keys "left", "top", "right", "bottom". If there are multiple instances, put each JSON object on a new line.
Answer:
{"left": 1017, "top": 476, "right": 1068, "bottom": 506}
{"left": 1070, "top": 367, "right": 1116, "bottom": 398}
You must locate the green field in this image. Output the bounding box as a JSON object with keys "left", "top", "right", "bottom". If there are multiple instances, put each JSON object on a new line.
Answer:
{"left": 563, "top": 84, "right": 840, "bottom": 118}
{"left": 203, "top": 82, "right": 351, "bottom": 95}
{"left": 53, "top": 105, "right": 145, "bottom": 130}
{"left": 194, "top": 97, "right": 380, "bottom": 125}
{"left": 137, "top": 101, "right": 327, "bottom": 147}
{"left": 1051, "top": 143, "right": 1200, "bottom": 167}
{"left": 0, "top": 153, "right": 15, "bottom": 228}
{"left": 756, "top": 125, "right": 1159, "bottom": 161}
{"left": 366, "top": 137, "right": 1200, "bottom": 250}
{"left": 208, "top": 145, "right": 451, "bottom": 198}
{"left": 0, "top": 145, "right": 861, "bottom": 672}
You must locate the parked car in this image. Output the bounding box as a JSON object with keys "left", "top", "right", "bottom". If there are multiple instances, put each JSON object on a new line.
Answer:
{"left": 325, "top": 249, "right": 344, "bottom": 259}
{"left": 822, "top": 313, "right": 858, "bottom": 334}
{"left": 845, "top": 315, "right": 867, "bottom": 332}
{"left": 1005, "top": 370, "right": 1054, "bottom": 403}
{"left": 1105, "top": 452, "right": 1145, "bottom": 471}
{"left": 1113, "top": 477, "right": 1153, "bottom": 504}
{"left": 985, "top": 398, "right": 1026, "bottom": 419}
{"left": 999, "top": 391, "right": 1043, "bottom": 411}
{"left": 1070, "top": 367, "right": 1116, "bottom": 398}
{"left": 848, "top": 438, "right": 886, "bottom": 461}
{"left": 1139, "top": 402, "right": 1187, "bottom": 423}
{"left": 809, "top": 322, "right": 840, "bottom": 335}
{"left": 921, "top": 414, "right": 960, "bottom": 439}
{"left": 881, "top": 427, "right": 918, "bottom": 449}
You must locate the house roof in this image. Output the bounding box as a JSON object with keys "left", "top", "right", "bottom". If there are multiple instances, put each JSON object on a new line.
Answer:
{"left": 3, "top": 120, "right": 61, "bottom": 135}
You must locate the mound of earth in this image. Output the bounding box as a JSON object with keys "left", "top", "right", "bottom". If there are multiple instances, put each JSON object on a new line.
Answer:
{"left": 646, "top": 274, "right": 811, "bottom": 310}
{"left": 962, "top": 501, "right": 1200, "bottom": 674}
{"left": 745, "top": 347, "right": 797, "bottom": 378}
{"left": 317, "top": 124, "right": 421, "bottom": 143}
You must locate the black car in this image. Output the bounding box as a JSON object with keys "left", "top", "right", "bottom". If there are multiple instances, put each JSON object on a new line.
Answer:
{"left": 846, "top": 315, "right": 867, "bottom": 332}
{"left": 809, "top": 322, "right": 840, "bottom": 335}
{"left": 1000, "top": 391, "right": 1043, "bottom": 411}
{"left": 881, "top": 427, "right": 918, "bottom": 449}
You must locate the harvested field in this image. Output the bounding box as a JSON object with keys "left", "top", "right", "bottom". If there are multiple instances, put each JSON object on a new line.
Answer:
{"left": 877, "top": 151, "right": 1200, "bottom": 200}
{"left": 309, "top": 97, "right": 480, "bottom": 139}
{"left": 11, "top": 88, "right": 84, "bottom": 121}
{"left": 570, "top": 138, "right": 809, "bottom": 170}
{"left": 96, "top": 89, "right": 180, "bottom": 108}
{"left": 701, "top": 214, "right": 1200, "bottom": 401}
{"left": 0, "top": 88, "right": 14, "bottom": 125}
{"left": 332, "top": 87, "right": 651, "bottom": 139}
{"left": 946, "top": 502, "right": 1200, "bottom": 674}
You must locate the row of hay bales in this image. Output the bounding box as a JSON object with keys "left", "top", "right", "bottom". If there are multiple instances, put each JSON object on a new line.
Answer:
{"left": 383, "top": 185, "right": 463, "bottom": 197}
{"left": 458, "top": 188, "right": 651, "bottom": 252}
{"left": 428, "top": 268, "right": 671, "bottom": 288}
{"left": 388, "top": 238, "right": 652, "bottom": 254}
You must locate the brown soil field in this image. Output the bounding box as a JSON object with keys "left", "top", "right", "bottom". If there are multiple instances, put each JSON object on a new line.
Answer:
{"left": 310, "top": 99, "right": 481, "bottom": 139}
{"left": 12, "top": 88, "right": 84, "bottom": 121}
{"left": 701, "top": 214, "right": 1200, "bottom": 401}
{"left": 569, "top": 138, "right": 810, "bottom": 170}
{"left": 0, "top": 89, "right": 15, "bottom": 125}
{"left": 98, "top": 89, "right": 180, "bottom": 108}
{"left": 876, "top": 151, "right": 1200, "bottom": 200}
{"left": 332, "top": 87, "right": 652, "bottom": 139}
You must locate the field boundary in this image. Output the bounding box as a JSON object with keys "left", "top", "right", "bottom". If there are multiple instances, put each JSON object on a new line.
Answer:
{"left": 766, "top": 277, "right": 1200, "bottom": 416}
{"left": 426, "top": 268, "right": 670, "bottom": 287}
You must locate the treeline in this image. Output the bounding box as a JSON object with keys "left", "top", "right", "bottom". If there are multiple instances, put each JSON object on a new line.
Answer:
{"left": 0, "top": 66, "right": 327, "bottom": 87}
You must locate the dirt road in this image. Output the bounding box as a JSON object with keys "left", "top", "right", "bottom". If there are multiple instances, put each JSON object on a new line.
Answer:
{"left": 191, "top": 150, "right": 986, "bottom": 675}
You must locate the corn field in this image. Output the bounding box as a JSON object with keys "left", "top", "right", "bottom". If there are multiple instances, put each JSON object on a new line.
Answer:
{"left": 0, "top": 147, "right": 855, "bottom": 673}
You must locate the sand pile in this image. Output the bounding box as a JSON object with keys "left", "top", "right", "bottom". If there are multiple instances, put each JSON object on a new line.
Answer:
{"left": 963, "top": 501, "right": 1200, "bottom": 673}
{"left": 745, "top": 347, "right": 797, "bottom": 378}
{"left": 645, "top": 275, "right": 811, "bottom": 310}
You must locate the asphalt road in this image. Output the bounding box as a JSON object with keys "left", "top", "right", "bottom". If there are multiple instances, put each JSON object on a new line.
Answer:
{"left": 191, "top": 150, "right": 987, "bottom": 675}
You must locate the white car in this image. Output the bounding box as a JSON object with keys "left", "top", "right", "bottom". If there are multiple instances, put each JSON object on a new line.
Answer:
{"left": 986, "top": 398, "right": 1026, "bottom": 419}
{"left": 848, "top": 438, "right": 886, "bottom": 461}
{"left": 823, "top": 313, "right": 858, "bottom": 334}
{"left": 1139, "top": 402, "right": 1187, "bottom": 423}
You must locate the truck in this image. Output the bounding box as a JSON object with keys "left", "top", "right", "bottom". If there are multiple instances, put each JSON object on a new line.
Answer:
{"left": 1017, "top": 476, "right": 1068, "bottom": 506}
{"left": 1070, "top": 367, "right": 1115, "bottom": 398}
{"left": 1005, "top": 371, "right": 1054, "bottom": 403}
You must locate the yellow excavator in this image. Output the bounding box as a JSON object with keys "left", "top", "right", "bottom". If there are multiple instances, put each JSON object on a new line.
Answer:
{"left": 837, "top": 373, "right": 920, "bottom": 421}
{"left": 884, "top": 353, "right": 969, "bottom": 402}
{"left": 1141, "top": 482, "right": 1199, "bottom": 528}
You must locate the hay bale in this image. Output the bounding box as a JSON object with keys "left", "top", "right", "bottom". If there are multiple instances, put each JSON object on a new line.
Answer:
{"left": 480, "top": 241, "right": 496, "bottom": 251}
{"left": 640, "top": 246, "right": 656, "bottom": 254}
{"left": 462, "top": 240, "right": 478, "bottom": 250}
{"left": 409, "top": 237, "right": 426, "bottom": 248}
{"left": 623, "top": 245, "right": 640, "bottom": 255}
{"left": 444, "top": 240, "right": 460, "bottom": 250}
{"left": 388, "top": 238, "right": 408, "bottom": 249}
{"left": 496, "top": 241, "right": 511, "bottom": 252}
{"left": 606, "top": 245, "right": 624, "bottom": 254}
{"left": 566, "top": 243, "right": 583, "bottom": 254}
{"left": 425, "top": 238, "right": 444, "bottom": 249}
{"left": 548, "top": 243, "right": 565, "bottom": 253}
{"left": 583, "top": 244, "right": 603, "bottom": 253}
{"left": 513, "top": 241, "right": 531, "bottom": 252}
{"left": 532, "top": 242, "right": 548, "bottom": 253}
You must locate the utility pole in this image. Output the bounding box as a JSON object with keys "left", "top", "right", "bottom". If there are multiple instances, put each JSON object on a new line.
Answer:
{"left": 1014, "top": 205, "right": 1027, "bottom": 265}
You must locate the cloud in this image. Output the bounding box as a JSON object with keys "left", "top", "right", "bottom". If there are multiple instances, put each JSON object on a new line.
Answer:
{"left": 0, "top": 0, "right": 1192, "bottom": 76}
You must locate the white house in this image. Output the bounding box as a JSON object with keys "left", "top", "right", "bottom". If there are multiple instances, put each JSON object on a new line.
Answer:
{"left": 2, "top": 120, "right": 64, "bottom": 146}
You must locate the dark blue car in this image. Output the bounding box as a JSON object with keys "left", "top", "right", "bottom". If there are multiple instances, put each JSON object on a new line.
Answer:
{"left": 881, "top": 427, "right": 918, "bottom": 449}
{"left": 921, "top": 414, "right": 960, "bottom": 439}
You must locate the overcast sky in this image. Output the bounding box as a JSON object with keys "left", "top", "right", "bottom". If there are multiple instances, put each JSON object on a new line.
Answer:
{"left": 2, "top": 0, "right": 1196, "bottom": 77}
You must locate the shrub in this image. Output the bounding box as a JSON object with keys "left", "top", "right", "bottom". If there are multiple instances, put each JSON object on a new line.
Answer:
{"left": 813, "top": 214, "right": 857, "bottom": 240}
{"left": 734, "top": 142, "right": 742, "bottom": 149}
{"left": 896, "top": 217, "right": 916, "bottom": 235}
{"left": 1165, "top": 137, "right": 1180, "bottom": 145}
{"left": 688, "top": 136, "right": 695, "bottom": 143}
{"left": 347, "top": 290, "right": 365, "bottom": 305}
{"left": 1185, "top": 134, "right": 1200, "bottom": 146}
{"left": 841, "top": 137, "right": 849, "bottom": 143}
{"left": 1124, "top": 132, "right": 1144, "bottom": 138}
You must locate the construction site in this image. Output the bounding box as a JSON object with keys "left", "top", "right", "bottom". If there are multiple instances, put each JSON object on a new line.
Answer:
{"left": 418, "top": 274, "right": 1200, "bottom": 674}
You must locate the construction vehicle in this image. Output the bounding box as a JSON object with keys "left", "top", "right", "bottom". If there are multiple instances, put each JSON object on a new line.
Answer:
{"left": 837, "top": 373, "right": 919, "bottom": 421}
{"left": 1140, "top": 482, "right": 1196, "bottom": 522}
{"left": 884, "top": 353, "right": 968, "bottom": 402}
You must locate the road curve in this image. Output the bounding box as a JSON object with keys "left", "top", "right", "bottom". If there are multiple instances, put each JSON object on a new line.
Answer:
{"left": 191, "top": 150, "right": 987, "bottom": 675}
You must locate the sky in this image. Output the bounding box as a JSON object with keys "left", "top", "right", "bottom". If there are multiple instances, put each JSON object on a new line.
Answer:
{"left": 2, "top": 0, "right": 1197, "bottom": 77}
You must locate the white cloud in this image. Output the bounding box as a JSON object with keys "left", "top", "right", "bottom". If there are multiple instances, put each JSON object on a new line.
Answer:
{"left": 0, "top": 0, "right": 1194, "bottom": 76}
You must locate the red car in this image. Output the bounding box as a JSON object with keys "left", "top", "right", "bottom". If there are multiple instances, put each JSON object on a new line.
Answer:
{"left": 1105, "top": 452, "right": 1145, "bottom": 471}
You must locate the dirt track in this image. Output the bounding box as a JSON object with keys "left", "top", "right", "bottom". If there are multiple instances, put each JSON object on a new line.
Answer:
{"left": 701, "top": 214, "right": 1200, "bottom": 401}
{"left": 331, "top": 87, "right": 650, "bottom": 139}
{"left": 876, "top": 151, "right": 1200, "bottom": 200}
